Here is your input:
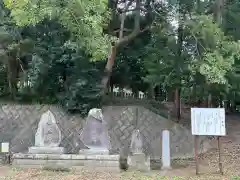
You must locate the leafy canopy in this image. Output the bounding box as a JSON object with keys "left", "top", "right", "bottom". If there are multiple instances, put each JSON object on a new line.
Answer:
{"left": 4, "top": 0, "right": 112, "bottom": 60}
{"left": 186, "top": 15, "right": 240, "bottom": 84}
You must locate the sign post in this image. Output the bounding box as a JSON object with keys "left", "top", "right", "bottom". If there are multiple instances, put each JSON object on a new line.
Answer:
{"left": 1, "top": 142, "right": 9, "bottom": 153}
{"left": 191, "top": 108, "right": 226, "bottom": 175}
{"left": 1, "top": 142, "right": 11, "bottom": 164}
{"left": 218, "top": 136, "right": 224, "bottom": 175}
{"left": 194, "top": 135, "right": 199, "bottom": 175}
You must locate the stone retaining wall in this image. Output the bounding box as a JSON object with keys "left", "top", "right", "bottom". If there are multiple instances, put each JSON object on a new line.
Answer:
{"left": 103, "top": 106, "right": 212, "bottom": 159}
{"left": 0, "top": 103, "right": 213, "bottom": 160}
{"left": 0, "top": 104, "right": 83, "bottom": 154}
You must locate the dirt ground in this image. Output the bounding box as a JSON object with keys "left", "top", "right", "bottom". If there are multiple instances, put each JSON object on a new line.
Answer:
{"left": 0, "top": 142, "right": 240, "bottom": 180}
{"left": 0, "top": 138, "right": 240, "bottom": 180}
{"left": 0, "top": 165, "right": 236, "bottom": 180}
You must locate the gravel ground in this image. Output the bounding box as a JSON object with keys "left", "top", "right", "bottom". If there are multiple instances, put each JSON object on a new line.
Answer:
{"left": 0, "top": 167, "right": 236, "bottom": 180}
{"left": 0, "top": 136, "right": 239, "bottom": 180}
{"left": 0, "top": 148, "right": 239, "bottom": 180}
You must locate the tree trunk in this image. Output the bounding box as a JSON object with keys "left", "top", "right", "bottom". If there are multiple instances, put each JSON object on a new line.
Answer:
{"left": 231, "top": 100, "right": 236, "bottom": 112}
{"left": 101, "top": 46, "right": 117, "bottom": 95}
{"left": 7, "top": 56, "right": 19, "bottom": 99}
{"left": 110, "top": 81, "right": 114, "bottom": 97}
{"left": 175, "top": 88, "right": 181, "bottom": 121}
{"left": 154, "top": 85, "right": 161, "bottom": 101}
{"left": 175, "top": 7, "right": 184, "bottom": 120}
{"left": 214, "top": 0, "right": 224, "bottom": 24}
{"left": 132, "top": 88, "right": 138, "bottom": 99}
{"left": 196, "top": 0, "right": 201, "bottom": 14}
{"left": 223, "top": 100, "right": 228, "bottom": 113}
{"left": 212, "top": 96, "right": 218, "bottom": 107}
{"left": 207, "top": 94, "right": 212, "bottom": 107}
{"left": 148, "top": 84, "right": 155, "bottom": 99}
{"left": 167, "top": 89, "right": 174, "bottom": 102}
{"left": 192, "top": 84, "right": 197, "bottom": 106}
{"left": 100, "top": 0, "right": 148, "bottom": 99}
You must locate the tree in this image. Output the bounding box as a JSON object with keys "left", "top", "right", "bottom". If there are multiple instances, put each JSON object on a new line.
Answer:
{"left": 21, "top": 19, "right": 103, "bottom": 116}
{"left": 3, "top": 0, "right": 240, "bottom": 118}
{"left": 4, "top": 0, "right": 157, "bottom": 96}
{"left": 0, "top": 1, "right": 33, "bottom": 98}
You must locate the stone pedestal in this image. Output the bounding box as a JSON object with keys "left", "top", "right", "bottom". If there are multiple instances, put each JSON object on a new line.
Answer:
{"left": 28, "top": 110, "right": 64, "bottom": 155}
{"left": 12, "top": 153, "right": 120, "bottom": 172}
{"left": 79, "top": 147, "right": 109, "bottom": 155}
{"left": 128, "top": 153, "right": 150, "bottom": 172}
{"left": 13, "top": 108, "right": 120, "bottom": 172}
{"left": 28, "top": 146, "right": 64, "bottom": 154}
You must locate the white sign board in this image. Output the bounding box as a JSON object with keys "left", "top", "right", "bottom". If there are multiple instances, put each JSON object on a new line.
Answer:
{"left": 1, "top": 142, "right": 9, "bottom": 153}
{"left": 191, "top": 108, "right": 226, "bottom": 136}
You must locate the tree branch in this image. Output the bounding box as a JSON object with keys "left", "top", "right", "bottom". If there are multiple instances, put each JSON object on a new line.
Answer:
{"left": 118, "top": 7, "right": 147, "bottom": 13}
{"left": 113, "top": 28, "right": 132, "bottom": 33}
{"left": 115, "top": 0, "right": 148, "bottom": 47}
{"left": 134, "top": 0, "right": 141, "bottom": 31}
{"left": 116, "top": 25, "right": 151, "bottom": 47}
{"left": 119, "top": 0, "right": 128, "bottom": 39}
{"left": 123, "top": 0, "right": 134, "bottom": 12}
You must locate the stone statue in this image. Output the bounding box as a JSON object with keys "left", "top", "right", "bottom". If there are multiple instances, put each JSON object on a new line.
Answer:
{"left": 35, "top": 110, "right": 62, "bottom": 147}
{"left": 29, "top": 110, "right": 64, "bottom": 154}
{"left": 79, "top": 108, "right": 110, "bottom": 154}
{"left": 130, "top": 129, "right": 143, "bottom": 154}
{"left": 128, "top": 129, "right": 150, "bottom": 171}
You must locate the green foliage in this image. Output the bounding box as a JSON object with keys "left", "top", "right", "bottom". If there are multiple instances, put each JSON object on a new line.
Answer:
{"left": 58, "top": 49, "right": 102, "bottom": 116}
{"left": 143, "top": 8, "right": 176, "bottom": 87}
{"left": 0, "top": 62, "right": 8, "bottom": 96}
{"left": 20, "top": 20, "right": 102, "bottom": 117}
{"left": 186, "top": 15, "right": 240, "bottom": 84}
{"left": 1, "top": 0, "right": 240, "bottom": 113}
{"left": 4, "top": 0, "right": 112, "bottom": 61}
{"left": 224, "top": 0, "right": 240, "bottom": 40}
{"left": 111, "top": 32, "right": 150, "bottom": 92}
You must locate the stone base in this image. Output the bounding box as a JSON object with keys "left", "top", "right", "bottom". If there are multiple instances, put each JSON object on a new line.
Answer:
{"left": 128, "top": 153, "right": 150, "bottom": 172}
{"left": 161, "top": 166, "right": 172, "bottom": 170}
{"left": 12, "top": 153, "right": 120, "bottom": 172}
{"left": 79, "top": 148, "right": 109, "bottom": 155}
{"left": 28, "top": 147, "right": 65, "bottom": 154}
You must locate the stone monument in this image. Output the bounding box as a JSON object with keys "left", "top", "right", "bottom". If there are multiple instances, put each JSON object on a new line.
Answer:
{"left": 79, "top": 108, "right": 110, "bottom": 155}
{"left": 12, "top": 109, "right": 120, "bottom": 171}
{"left": 162, "top": 130, "right": 171, "bottom": 169}
{"left": 128, "top": 129, "right": 150, "bottom": 171}
{"left": 28, "top": 110, "right": 64, "bottom": 154}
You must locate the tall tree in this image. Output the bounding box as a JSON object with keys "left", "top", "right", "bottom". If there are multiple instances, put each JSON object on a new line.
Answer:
{"left": 0, "top": 0, "right": 33, "bottom": 98}
{"left": 4, "top": 0, "right": 157, "bottom": 96}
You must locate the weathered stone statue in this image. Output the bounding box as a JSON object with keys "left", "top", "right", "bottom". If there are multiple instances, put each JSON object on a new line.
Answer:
{"left": 128, "top": 129, "right": 150, "bottom": 171}
{"left": 79, "top": 108, "right": 110, "bottom": 155}
{"left": 28, "top": 110, "right": 64, "bottom": 154}
{"left": 35, "top": 110, "right": 61, "bottom": 147}
{"left": 130, "top": 129, "right": 143, "bottom": 154}
{"left": 14, "top": 109, "right": 120, "bottom": 171}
